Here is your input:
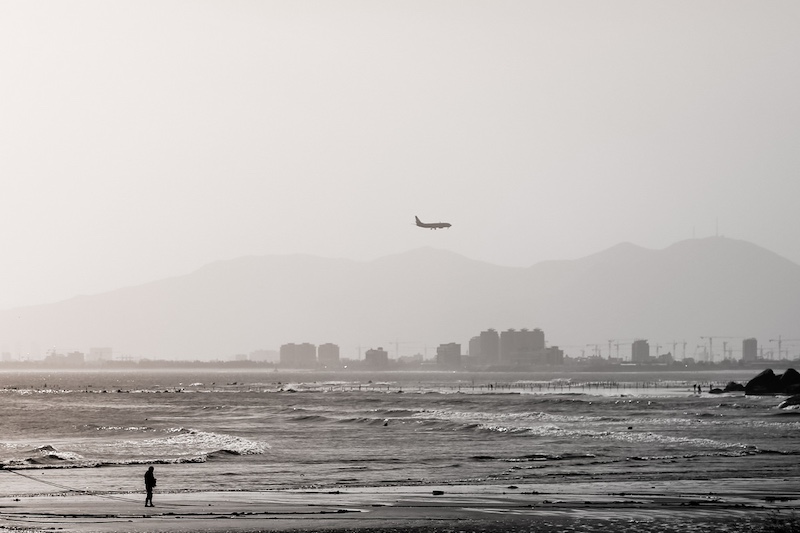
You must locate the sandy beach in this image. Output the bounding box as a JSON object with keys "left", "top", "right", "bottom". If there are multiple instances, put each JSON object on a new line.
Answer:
{"left": 1, "top": 479, "right": 797, "bottom": 533}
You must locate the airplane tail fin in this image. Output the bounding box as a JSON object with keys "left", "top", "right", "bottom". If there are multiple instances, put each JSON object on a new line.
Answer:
{"left": 415, "top": 216, "right": 422, "bottom": 225}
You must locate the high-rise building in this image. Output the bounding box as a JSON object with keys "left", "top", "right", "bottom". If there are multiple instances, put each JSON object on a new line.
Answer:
{"left": 742, "top": 338, "right": 758, "bottom": 363}
{"left": 479, "top": 329, "right": 500, "bottom": 363}
{"left": 318, "top": 343, "right": 340, "bottom": 366}
{"left": 436, "top": 343, "right": 461, "bottom": 369}
{"left": 500, "top": 328, "right": 545, "bottom": 365}
{"left": 526, "top": 328, "right": 545, "bottom": 350}
{"left": 279, "top": 343, "right": 316, "bottom": 368}
{"left": 468, "top": 336, "right": 481, "bottom": 359}
{"left": 631, "top": 340, "right": 650, "bottom": 363}
{"left": 364, "top": 347, "right": 389, "bottom": 369}
{"left": 500, "top": 329, "right": 518, "bottom": 363}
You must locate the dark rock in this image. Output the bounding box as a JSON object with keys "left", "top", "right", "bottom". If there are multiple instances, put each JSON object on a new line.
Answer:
{"left": 745, "top": 369, "right": 781, "bottom": 395}
{"left": 778, "top": 394, "right": 800, "bottom": 409}
{"left": 708, "top": 388, "right": 725, "bottom": 394}
{"left": 779, "top": 369, "right": 800, "bottom": 394}
{"left": 723, "top": 381, "right": 745, "bottom": 392}
{"left": 746, "top": 368, "right": 800, "bottom": 395}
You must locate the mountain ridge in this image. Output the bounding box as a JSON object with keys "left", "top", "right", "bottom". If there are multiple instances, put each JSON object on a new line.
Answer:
{"left": 1, "top": 237, "right": 798, "bottom": 360}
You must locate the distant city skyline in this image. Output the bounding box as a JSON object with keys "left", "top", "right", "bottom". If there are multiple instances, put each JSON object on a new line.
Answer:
{"left": 9, "top": 326, "right": 797, "bottom": 366}
{"left": 0, "top": 236, "right": 798, "bottom": 361}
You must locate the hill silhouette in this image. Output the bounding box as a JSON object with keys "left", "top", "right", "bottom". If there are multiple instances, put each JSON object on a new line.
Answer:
{"left": 1, "top": 237, "right": 798, "bottom": 360}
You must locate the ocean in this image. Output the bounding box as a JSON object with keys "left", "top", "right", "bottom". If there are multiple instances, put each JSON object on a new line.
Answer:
{"left": 1, "top": 369, "right": 798, "bottom": 501}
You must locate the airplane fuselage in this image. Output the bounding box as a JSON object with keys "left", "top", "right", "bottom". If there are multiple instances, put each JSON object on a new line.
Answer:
{"left": 415, "top": 216, "right": 451, "bottom": 229}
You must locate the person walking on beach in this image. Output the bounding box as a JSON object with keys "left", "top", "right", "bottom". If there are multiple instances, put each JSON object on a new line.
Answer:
{"left": 144, "top": 466, "right": 156, "bottom": 507}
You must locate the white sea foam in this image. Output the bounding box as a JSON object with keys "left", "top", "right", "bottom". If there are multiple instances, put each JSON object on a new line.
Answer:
{"left": 412, "top": 408, "right": 604, "bottom": 425}
{"left": 123, "top": 428, "right": 270, "bottom": 455}
{"left": 410, "top": 407, "right": 756, "bottom": 452}
{"left": 39, "top": 450, "right": 84, "bottom": 461}
{"left": 96, "top": 426, "right": 151, "bottom": 432}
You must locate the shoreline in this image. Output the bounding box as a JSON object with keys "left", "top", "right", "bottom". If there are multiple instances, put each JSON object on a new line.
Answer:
{"left": 1, "top": 480, "right": 797, "bottom": 533}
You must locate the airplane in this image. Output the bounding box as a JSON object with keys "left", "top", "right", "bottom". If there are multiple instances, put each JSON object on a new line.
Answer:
{"left": 415, "top": 216, "right": 451, "bottom": 230}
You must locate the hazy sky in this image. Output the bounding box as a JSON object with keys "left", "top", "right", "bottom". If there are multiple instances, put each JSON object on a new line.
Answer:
{"left": 1, "top": 1, "right": 799, "bottom": 310}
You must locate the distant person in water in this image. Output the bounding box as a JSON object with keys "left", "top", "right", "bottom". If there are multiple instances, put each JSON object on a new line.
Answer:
{"left": 144, "top": 466, "right": 156, "bottom": 507}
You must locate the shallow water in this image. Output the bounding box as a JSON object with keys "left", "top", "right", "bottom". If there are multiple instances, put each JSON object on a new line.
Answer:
{"left": 1, "top": 369, "right": 797, "bottom": 498}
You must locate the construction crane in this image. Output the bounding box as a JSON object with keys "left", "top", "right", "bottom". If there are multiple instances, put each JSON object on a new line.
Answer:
{"left": 699, "top": 336, "right": 715, "bottom": 363}
{"left": 693, "top": 344, "right": 708, "bottom": 360}
{"left": 609, "top": 339, "right": 635, "bottom": 361}
{"left": 720, "top": 341, "right": 745, "bottom": 361}
{"left": 668, "top": 340, "right": 687, "bottom": 360}
{"left": 387, "top": 340, "right": 417, "bottom": 359}
{"left": 699, "top": 336, "right": 742, "bottom": 363}
{"left": 650, "top": 342, "right": 675, "bottom": 360}
{"left": 769, "top": 336, "right": 800, "bottom": 360}
{"left": 785, "top": 341, "right": 800, "bottom": 360}
{"left": 558, "top": 345, "right": 586, "bottom": 359}
{"left": 721, "top": 341, "right": 743, "bottom": 360}
{"left": 586, "top": 344, "right": 602, "bottom": 358}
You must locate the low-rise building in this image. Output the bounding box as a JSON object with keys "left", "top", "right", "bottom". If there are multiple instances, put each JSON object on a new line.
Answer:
{"left": 542, "top": 346, "right": 564, "bottom": 365}
{"left": 249, "top": 349, "right": 278, "bottom": 362}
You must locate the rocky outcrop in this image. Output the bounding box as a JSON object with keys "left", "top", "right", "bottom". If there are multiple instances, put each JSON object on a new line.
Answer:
{"left": 778, "top": 368, "right": 800, "bottom": 394}
{"left": 724, "top": 381, "right": 746, "bottom": 392}
{"left": 709, "top": 381, "right": 746, "bottom": 394}
{"left": 778, "top": 394, "right": 800, "bottom": 409}
{"left": 745, "top": 368, "right": 800, "bottom": 395}
{"left": 745, "top": 369, "right": 780, "bottom": 395}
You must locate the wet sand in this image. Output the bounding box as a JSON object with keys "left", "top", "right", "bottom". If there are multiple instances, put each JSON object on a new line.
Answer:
{"left": 0, "top": 479, "right": 797, "bottom": 533}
